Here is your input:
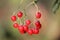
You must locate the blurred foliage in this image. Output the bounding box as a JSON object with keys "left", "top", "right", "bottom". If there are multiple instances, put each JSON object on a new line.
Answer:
{"left": 52, "top": 0, "right": 60, "bottom": 14}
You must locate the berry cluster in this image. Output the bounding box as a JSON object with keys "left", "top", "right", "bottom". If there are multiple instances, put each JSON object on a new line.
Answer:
{"left": 11, "top": 11, "right": 41, "bottom": 35}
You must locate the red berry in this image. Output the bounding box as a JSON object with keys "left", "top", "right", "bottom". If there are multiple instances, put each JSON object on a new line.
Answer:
{"left": 33, "top": 29, "right": 39, "bottom": 34}
{"left": 18, "top": 25, "right": 24, "bottom": 31}
{"left": 11, "top": 16, "right": 16, "bottom": 21}
{"left": 28, "top": 29, "right": 33, "bottom": 35}
{"left": 23, "top": 25, "right": 28, "bottom": 32}
{"left": 18, "top": 25, "right": 24, "bottom": 34}
{"left": 13, "top": 23, "right": 18, "bottom": 28}
{"left": 17, "top": 11, "right": 23, "bottom": 18}
{"left": 36, "top": 25, "right": 41, "bottom": 29}
{"left": 35, "top": 21, "right": 41, "bottom": 29}
{"left": 35, "top": 21, "right": 40, "bottom": 26}
{"left": 25, "top": 20, "right": 31, "bottom": 25}
{"left": 36, "top": 12, "right": 41, "bottom": 19}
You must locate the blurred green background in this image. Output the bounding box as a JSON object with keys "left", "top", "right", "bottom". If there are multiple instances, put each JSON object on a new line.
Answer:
{"left": 0, "top": 0, "right": 60, "bottom": 40}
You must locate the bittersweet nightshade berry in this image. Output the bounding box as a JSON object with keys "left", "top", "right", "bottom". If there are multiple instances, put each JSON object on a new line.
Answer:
{"left": 36, "top": 12, "right": 41, "bottom": 19}
{"left": 23, "top": 25, "right": 28, "bottom": 32}
{"left": 11, "top": 16, "right": 16, "bottom": 22}
{"left": 17, "top": 11, "right": 23, "bottom": 18}
{"left": 35, "top": 21, "right": 41, "bottom": 29}
{"left": 25, "top": 20, "right": 31, "bottom": 25}
{"left": 18, "top": 25, "right": 24, "bottom": 34}
{"left": 13, "top": 23, "right": 18, "bottom": 28}
{"left": 33, "top": 28, "right": 39, "bottom": 34}
{"left": 28, "top": 29, "right": 33, "bottom": 35}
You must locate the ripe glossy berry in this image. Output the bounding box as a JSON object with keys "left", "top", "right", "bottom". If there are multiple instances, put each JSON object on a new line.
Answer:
{"left": 35, "top": 21, "right": 41, "bottom": 29}
{"left": 28, "top": 29, "right": 33, "bottom": 35}
{"left": 13, "top": 23, "right": 18, "bottom": 28}
{"left": 11, "top": 16, "right": 16, "bottom": 21}
{"left": 36, "top": 12, "right": 41, "bottom": 19}
{"left": 18, "top": 25, "right": 24, "bottom": 31}
{"left": 25, "top": 20, "right": 31, "bottom": 25}
{"left": 18, "top": 25, "right": 24, "bottom": 34}
{"left": 23, "top": 25, "right": 28, "bottom": 32}
{"left": 17, "top": 11, "right": 23, "bottom": 18}
{"left": 33, "top": 29, "right": 39, "bottom": 34}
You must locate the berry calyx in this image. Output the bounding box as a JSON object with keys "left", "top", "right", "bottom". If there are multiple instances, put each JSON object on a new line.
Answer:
{"left": 35, "top": 21, "right": 41, "bottom": 29}
{"left": 28, "top": 29, "right": 33, "bottom": 35}
{"left": 17, "top": 11, "right": 23, "bottom": 18}
{"left": 13, "top": 23, "right": 18, "bottom": 28}
{"left": 23, "top": 25, "right": 28, "bottom": 32}
{"left": 36, "top": 12, "right": 41, "bottom": 19}
{"left": 11, "top": 16, "right": 16, "bottom": 21}
{"left": 25, "top": 20, "right": 31, "bottom": 25}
